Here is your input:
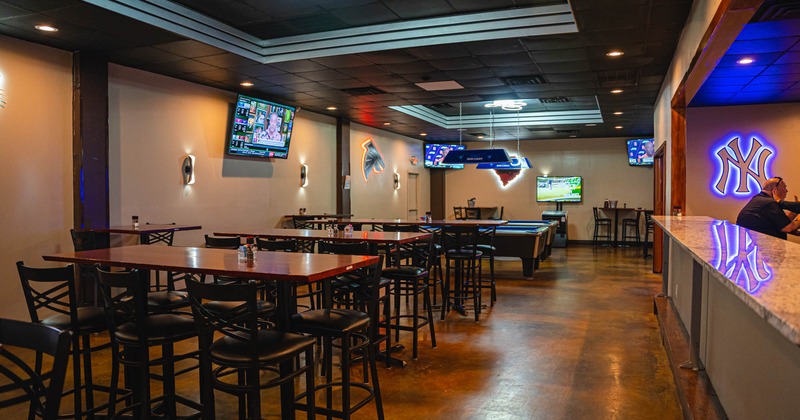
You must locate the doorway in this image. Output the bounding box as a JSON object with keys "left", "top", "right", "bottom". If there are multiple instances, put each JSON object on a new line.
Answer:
{"left": 407, "top": 172, "right": 419, "bottom": 220}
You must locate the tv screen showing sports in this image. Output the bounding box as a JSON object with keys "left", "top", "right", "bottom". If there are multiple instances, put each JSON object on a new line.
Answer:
{"left": 424, "top": 144, "right": 466, "bottom": 169}
{"left": 227, "top": 94, "right": 296, "bottom": 159}
{"left": 627, "top": 138, "right": 654, "bottom": 166}
{"left": 536, "top": 176, "right": 583, "bottom": 202}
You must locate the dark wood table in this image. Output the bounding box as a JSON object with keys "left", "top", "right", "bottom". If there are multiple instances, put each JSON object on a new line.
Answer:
{"left": 598, "top": 208, "right": 647, "bottom": 246}
{"left": 88, "top": 224, "right": 202, "bottom": 245}
{"left": 340, "top": 218, "right": 508, "bottom": 228}
{"left": 43, "top": 244, "right": 378, "bottom": 419}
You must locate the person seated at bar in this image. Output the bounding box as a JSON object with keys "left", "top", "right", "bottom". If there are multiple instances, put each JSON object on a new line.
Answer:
{"left": 736, "top": 177, "right": 800, "bottom": 239}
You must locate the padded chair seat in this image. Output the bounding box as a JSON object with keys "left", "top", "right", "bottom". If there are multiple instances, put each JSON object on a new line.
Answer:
{"left": 210, "top": 330, "right": 316, "bottom": 365}
{"left": 446, "top": 249, "right": 483, "bottom": 260}
{"left": 41, "top": 305, "right": 107, "bottom": 334}
{"left": 461, "top": 244, "right": 496, "bottom": 253}
{"left": 290, "top": 308, "right": 370, "bottom": 335}
{"left": 147, "top": 290, "right": 189, "bottom": 308}
{"left": 382, "top": 266, "right": 428, "bottom": 279}
{"left": 115, "top": 313, "right": 195, "bottom": 343}
{"left": 202, "top": 299, "right": 276, "bottom": 316}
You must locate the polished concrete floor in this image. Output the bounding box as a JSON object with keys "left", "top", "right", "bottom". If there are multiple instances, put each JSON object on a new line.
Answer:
{"left": 1, "top": 244, "right": 681, "bottom": 419}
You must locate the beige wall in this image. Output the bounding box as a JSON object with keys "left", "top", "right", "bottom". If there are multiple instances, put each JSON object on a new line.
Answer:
{"left": 0, "top": 35, "right": 74, "bottom": 319}
{"left": 349, "top": 124, "right": 429, "bottom": 219}
{"left": 444, "top": 138, "right": 654, "bottom": 241}
{"left": 654, "top": 0, "right": 723, "bottom": 205}
{"left": 686, "top": 103, "right": 800, "bottom": 243}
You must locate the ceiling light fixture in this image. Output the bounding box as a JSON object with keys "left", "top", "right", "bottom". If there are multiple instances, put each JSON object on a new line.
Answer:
{"left": 383, "top": 122, "right": 391, "bottom": 126}
{"left": 615, "top": 125, "right": 623, "bottom": 129}
{"left": 606, "top": 50, "right": 624, "bottom": 57}
{"left": 610, "top": 89, "right": 623, "bottom": 94}
{"left": 326, "top": 106, "right": 337, "bottom": 110}
{"left": 239, "top": 81, "right": 254, "bottom": 87}
{"left": 737, "top": 57, "right": 755, "bottom": 65}
{"left": 485, "top": 100, "right": 528, "bottom": 111}
{"left": 420, "top": 133, "right": 427, "bottom": 137}
{"left": 35, "top": 25, "right": 58, "bottom": 32}
{"left": 613, "top": 111, "right": 623, "bottom": 115}
{"left": 585, "top": 123, "right": 597, "bottom": 127}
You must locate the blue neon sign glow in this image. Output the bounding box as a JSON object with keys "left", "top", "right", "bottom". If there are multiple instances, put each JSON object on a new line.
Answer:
{"left": 711, "top": 221, "right": 772, "bottom": 294}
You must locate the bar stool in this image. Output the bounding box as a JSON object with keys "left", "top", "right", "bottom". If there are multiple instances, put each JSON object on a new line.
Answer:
{"left": 289, "top": 257, "right": 385, "bottom": 420}
{"left": 621, "top": 210, "right": 642, "bottom": 246}
{"left": 440, "top": 225, "right": 483, "bottom": 322}
{"left": 643, "top": 210, "right": 655, "bottom": 259}
{"left": 185, "top": 279, "right": 317, "bottom": 420}
{"left": 381, "top": 232, "right": 437, "bottom": 359}
{"left": 16, "top": 261, "right": 118, "bottom": 420}
{"left": 256, "top": 237, "right": 320, "bottom": 310}
{"left": 96, "top": 268, "right": 202, "bottom": 419}
{"left": 592, "top": 207, "right": 612, "bottom": 246}
{"left": 463, "top": 226, "right": 497, "bottom": 306}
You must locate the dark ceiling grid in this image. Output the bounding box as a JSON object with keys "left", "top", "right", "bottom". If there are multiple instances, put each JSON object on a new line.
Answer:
{"left": 0, "top": 0, "right": 703, "bottom": 141}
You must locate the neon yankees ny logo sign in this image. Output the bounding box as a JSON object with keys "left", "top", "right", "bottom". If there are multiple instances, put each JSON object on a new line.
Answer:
{"left": 712, "top": 135, "right": 775, "bottom": 197}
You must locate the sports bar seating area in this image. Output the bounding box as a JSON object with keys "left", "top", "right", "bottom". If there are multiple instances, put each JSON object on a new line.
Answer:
{"left": 3, "top": 1, "right": 800, "bottom": 419}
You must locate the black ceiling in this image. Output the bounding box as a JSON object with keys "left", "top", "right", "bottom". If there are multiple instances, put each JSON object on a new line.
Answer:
{"left": 0, "top": 0, "right": 695, "bottom": 142}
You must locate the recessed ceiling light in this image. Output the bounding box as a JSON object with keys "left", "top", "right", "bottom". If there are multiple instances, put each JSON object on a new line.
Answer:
{"left": 477, "top": 135, "right": 484, "bottom": 139}
{"left": 610, "top": 89, "right": 624, "bottom": 94}
{"left": 383, "top": 122, "right": 391, "bottom": 126}
{"left": 585, "top": 123, "right": 597, "bottom": 127}
{"left": 606, "top": 50, "right": 624, "bottom": 57}
{"left": 239, "top": 81, "right": 254, "bottom": 87}
{"left": 420, "top": 133, "right": 427, "bottom": 137}
{"left": 615, "top": 125, "right": 623, "bottom": 129}
{"left": 35, "top": 25, "right": 58, "bottom": 32}
{"left": 326, "top": 106, "right": 337, "bottom": 111}
{"left": 613, "top": 111, "right": 623, "bottom": 115}
{"left": 569, "top": 135, "right": 577, "bottom": 138}
{"left": 737, "top": 57, "right": 755, "bottom": 65}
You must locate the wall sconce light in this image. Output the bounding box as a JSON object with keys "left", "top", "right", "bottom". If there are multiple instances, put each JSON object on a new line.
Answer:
{"left": 393, "top": 172, "right": 400, "bottom": 190}
{"left": 182, "top": 155, "right": 195, "bottom": 185}
{"left": 300, "top": 164, "right": 308, "bottom": 187}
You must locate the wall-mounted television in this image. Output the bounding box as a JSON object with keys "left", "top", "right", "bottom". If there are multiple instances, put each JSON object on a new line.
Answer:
{"left": 536, "top": 176, "right": 583, "bottom": 202}
{"left": 227, "top": 94, "right": 297, "bottom": 159}
{"left": 424, "top": 144, "right": 466, "bottom": 169}
{"left": 627, "top": 138, "right": 655, "bottom": 166}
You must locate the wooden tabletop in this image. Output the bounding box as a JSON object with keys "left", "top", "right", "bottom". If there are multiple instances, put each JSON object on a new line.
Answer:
{"left": 42, "top": 244, "right": 378, "bottom": 283}
{"left": 214, "top": 228, "right": 431, "bottom": 244}
{"left": 87, "top": 224, "right": 202, "bottom": 234}
{"left": 341, "top": 218, "right": 508, "bottom": 227}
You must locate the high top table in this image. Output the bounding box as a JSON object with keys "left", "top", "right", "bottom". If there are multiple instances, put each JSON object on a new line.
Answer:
{"left": 43, "top": 244, "right": 379, "bottom": 419}
{"left": 339, "top": 218, "right": 508, "bottom": 229}
{"left": 88, "top": 223, "right": 201, "bottom": 245}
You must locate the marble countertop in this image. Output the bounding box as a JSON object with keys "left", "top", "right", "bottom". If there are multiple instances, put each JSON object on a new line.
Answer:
{"left": 654, "top": 215, "right": 800, "bottom": 345}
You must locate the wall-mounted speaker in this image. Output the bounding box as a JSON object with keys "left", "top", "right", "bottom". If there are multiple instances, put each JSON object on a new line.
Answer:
{"left": 182, "top": 155, "right": 195, "bottom": 185}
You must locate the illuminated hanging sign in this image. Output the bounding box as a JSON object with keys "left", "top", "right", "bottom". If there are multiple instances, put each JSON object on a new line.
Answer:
{"left": 711, "top": 221, "right": 772, "bottom": 294}
{"left": 711, "top": 135, "right": 774, "bottom": 197}
{"left": 477, "top": 156, "right": 532, "bottom": 188}
{"left": 360, "top": 137, "right": 385, "bottom": 182}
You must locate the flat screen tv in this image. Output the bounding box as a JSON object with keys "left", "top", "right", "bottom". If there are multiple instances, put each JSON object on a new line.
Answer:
{"left": 424, "top": 144, "right": 466, "bottom": 169}
{"left": 627, "top": 138, "right": 654, "bottom": 166}
{"left": 227, "top": 94, "right": 297, "bottom": 159}
{"left": 536, "top": 176, "right": 583, "bottom": 202}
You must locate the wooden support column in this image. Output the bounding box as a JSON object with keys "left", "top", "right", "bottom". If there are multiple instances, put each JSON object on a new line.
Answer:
{"left": 430, "top": 170, "right": 446, "bottom": 220}
{"left": 336, "top": 118, "right": 351, "bottom": 215}
{"left": 72, "top": 52, "right": 109, "bottom": 232}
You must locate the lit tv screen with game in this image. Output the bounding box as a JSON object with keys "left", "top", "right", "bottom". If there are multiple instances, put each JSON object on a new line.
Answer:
{"left": 627, "top": 138, "right": 654, "bottom": 166}
{"left": 227, "top": 94, "right": 296, "bottom": 159}
{"left": 536, "top": 176, "right": 583, "bottom": 202}
{"left": 424, "top": 144, "right": 466, "bottom": 169}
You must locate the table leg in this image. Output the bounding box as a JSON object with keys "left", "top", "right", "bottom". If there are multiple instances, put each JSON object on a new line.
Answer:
{"left": 276, "top": 281, "right": 297, "bottom": 419}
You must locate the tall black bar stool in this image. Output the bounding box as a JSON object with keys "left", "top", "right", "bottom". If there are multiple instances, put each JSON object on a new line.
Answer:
{"left": 592, "top": 207, "right": 612, "bottom": 246}
{"left": 643, "top": 210, "right": 655, "bottom": 258}
{"left": 289, "top": 257, "right": 385, "bottom": 420}
{"left": 462, "top": 226, "right": 497, "bottom": 306}
{"left": 440, "top": 225, "right": 483, "bottom": 322}
{"left": 621, "top": 210, "right": 642, "bottom": 246}
{"left": 185, "top": 279, "right": 316, "bottom": 420}
{"left": 96, "top": 268, "right": 201, "bottom": 419}
{"left": 16, "top": 261, "right": 117, "bottom": 419}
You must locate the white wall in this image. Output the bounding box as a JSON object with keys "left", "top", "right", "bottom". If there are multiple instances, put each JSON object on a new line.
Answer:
{"left": 349, "top": 124, "right": 429, "bottom": 219}
{"left": 444, "top": 138, "right": 653, "bottom": 241}
{"left": 0, "top": 35, "right": 74, "bottom": 319}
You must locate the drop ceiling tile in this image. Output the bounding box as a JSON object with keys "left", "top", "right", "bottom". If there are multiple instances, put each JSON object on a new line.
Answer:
{"left": 738, "top": 20, "right": 800, "bottom": 41}
{"left": 408, "top": 44, "right": 472, "bottom": 60}
{"left": 190, "top": 69, "right": 247, "bottom": 83}
{"left": 521, "top": 35, "right": 583, "bottom": 51}
{"left": 491, "top": 65, "right": 545, "bottom": 78}
{"left": 230, "top": 64, "right": 286, "bottom": 77}
{"left": 310, "top": 55, "right": 374, "bottom": 68}
{"left": 241, "top": 0, "right": 323, "bottom": 19}
{"left": 444, "top": 68, "right": 497, "bottom": 80}
{"left": 531, "top": 48, "right": 590, "bottom": 63}
{"left": 338, "top": 65, "right": 392, "bottom": 77}
{"left": 330, "top": 3, "right": 398, "bottom": 26}
{"left": 709, "top": 65, "right": 767, "bottom": 77}
{"left": 479, "top": 53, "right": 534, "bottom": 67}
{"left": 258, "top": 73, "right": 312, "bottom": 85}
{"left": 165, "top": 59, "right": 219, "bottom": 73}
{"left": 537, "top": 61, "right": 592, "bottom": 73}
{"left": 465, "top": 39, "right": 527, "bottom": 55}
{"left": 357, "top": 75, "right": 409, "bottom": 86}
{"left": 510, "top": 84, "right": 556, "bottom": 93}
{"left": 741, "top": 82, "right": 795, "bottom": 92}
{"left": 751, "top": 72, "right": 800, "bottom": 84}
{"left": 294, "top": 69, "right": 351, "bottom": 81}
{"left": 776, "top": 51, "right": 800, "bottom": 64}
{"left": 383, "top": 61, "right": 437, "bottom": 74}
{"left": 108, "top": 23, "right": 185, "bottom": 47}
{"left": 319, "top": 78, "right": 370, "bottom": 89}
{"left": 41, "top": 4, "right": 135, "bottom": 32}
{"left": 172, "top": 0, "right": 264, "bottom": 26}
{"left": 727, "top": 37, "right": 800, "bottom": 55}
{"left": 254, "top": 85, "right": 298, "bottom": 97}
{"left": 459, "top": 78, "right": 507, "bottom": 88}
{"left": 762, "top": 64, "right": 800, "bottom": 76}
{"left": 382, "top": 0, "right": 455, "bottom": 18}
{"left": 429, "top": 56, "right": 484, "bottom": 71}
{"left": 546, "top": 72, "right": 597, "bottom": 83}
{"left": 283, "top": 82, "right": 331, "bottom": 92}
{"left": 195, "top": 53, "right": 259, "bottom": 68}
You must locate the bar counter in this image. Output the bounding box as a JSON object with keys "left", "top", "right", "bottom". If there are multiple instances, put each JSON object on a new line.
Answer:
{"left": 654, "top": 215, "right": 800, "bottom": 419}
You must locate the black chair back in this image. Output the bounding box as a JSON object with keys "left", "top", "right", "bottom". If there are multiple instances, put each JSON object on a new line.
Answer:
{"left": 440, "top": 225, "right": 480, "bottom": 255}
{"left": 16, "top": 262, "right": 78, "bottom": 325}
{"left": 185, "top": 279, "right": 262, "bottom": 354}
{"left": 144, "top": 222, "right": 176, "bottom": 245}
{"left": 381, "top": 224, "right": 418, "bottom": 232}
{"left": 0, "top": 318, "right": 71, "bottom": 420}
{"left": 95, "top": 268, "right": 151, "bottom": 346}
{"left": 204, "top": 235, "right": 240, "bottom": 249}
{"left": 255, "top": 237, "right": 297, "bottom": 252}
{"left": 292, "top": 216, "right": 316, "bottom": 229}
{"left": 453, "top": 207, "right": 465, "bottom": 220}
{"left": 593, "top": 207, "right": 609, "bottom": 222}
{"left": 317, "top": 240, "right": 372, "bottom": 256}
{"left": 70, "top": 229, "right": 98, "bottom": 251}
